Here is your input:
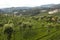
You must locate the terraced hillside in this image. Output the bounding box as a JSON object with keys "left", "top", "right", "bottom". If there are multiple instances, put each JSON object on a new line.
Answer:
{"left": 0, "top": 14, "right": 60, "bottom": 40}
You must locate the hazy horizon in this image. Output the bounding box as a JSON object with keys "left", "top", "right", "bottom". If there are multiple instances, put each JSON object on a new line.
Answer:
{"left": 0, "top": 0, "right": 60, "bottom": 8}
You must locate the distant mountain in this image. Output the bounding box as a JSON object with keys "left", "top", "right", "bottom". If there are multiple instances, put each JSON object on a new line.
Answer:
{"left": 40, "top": 4, "right": 55, "bottom": 8}
{"left": 0, "top": 4, "right": 60, "bottom": 15}
{"left": 1, "top": 7, "right": 32, "bottom": 12}
{"left": 40, "top": 4, "right": 60, "bottom": 9}
{"left": 1, "top": 4, "right": 60, "bottom": 12}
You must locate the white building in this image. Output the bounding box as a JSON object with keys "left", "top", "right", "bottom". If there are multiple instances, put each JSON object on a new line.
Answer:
{"left": 40, "top": 10, "right": 47, "bottom": 12}
{"left": 48, "top": 9, "right": 59, "bottom": 14}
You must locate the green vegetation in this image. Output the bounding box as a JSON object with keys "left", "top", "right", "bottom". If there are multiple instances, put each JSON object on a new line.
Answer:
{"left": 0, "top": 14, "right": 60, "bottom": 40}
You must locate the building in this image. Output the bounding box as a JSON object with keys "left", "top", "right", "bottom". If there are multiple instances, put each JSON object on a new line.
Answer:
{"left": 48, "top": 9, "right": 59, "bottom": 14}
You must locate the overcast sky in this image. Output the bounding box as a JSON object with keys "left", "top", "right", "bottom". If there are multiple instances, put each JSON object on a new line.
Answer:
{"left": 0, "top": 0, "right": 60, "bottom": 8}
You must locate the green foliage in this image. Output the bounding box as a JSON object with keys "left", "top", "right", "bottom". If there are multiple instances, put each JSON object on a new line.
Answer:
{"left": 0, "top": 14, "right": 60, "bottom": 40}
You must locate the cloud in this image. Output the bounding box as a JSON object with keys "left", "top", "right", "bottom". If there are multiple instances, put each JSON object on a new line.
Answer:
{"left": 0, "top": 0, "right": 60, "bottom": 8}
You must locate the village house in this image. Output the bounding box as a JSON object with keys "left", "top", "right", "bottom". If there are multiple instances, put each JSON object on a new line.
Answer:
{"left": 40, "top": 10, "right": 47, "bottom": 13}
{"left": 48, "top": 9, "right": 60, "bottom": 14}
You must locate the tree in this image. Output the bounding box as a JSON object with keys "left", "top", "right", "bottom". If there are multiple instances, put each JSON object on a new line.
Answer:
{"left": 3, "top": 24, "right": 14, "bottom": 40}
{"left": 4, "top": 27, "right": 13, "bottom": 40}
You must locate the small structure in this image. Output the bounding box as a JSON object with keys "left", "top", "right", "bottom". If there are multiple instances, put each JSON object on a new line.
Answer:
{"left": 48, "top": 9, "right": 59, "bottom": 14}
{"left": 40, "top": 10, "right": 47, "bottom": 13}
{"left": 14, "top": 12, "right": 18, "bottom": 14}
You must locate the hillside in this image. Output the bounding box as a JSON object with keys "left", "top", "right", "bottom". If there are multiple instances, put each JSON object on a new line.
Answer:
{"left": 0, "top": 3, "right": 60, "bottom": 40}
{"left": 0, "top": 4, "right": 60, "bottom": 15}
{"left": 0, "top": 14, "right": 60, "bottom": 40}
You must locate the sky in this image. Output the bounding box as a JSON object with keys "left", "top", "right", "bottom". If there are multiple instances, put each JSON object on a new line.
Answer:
{"left": 0, "top": 0, "right": 60, "bottom": 8}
